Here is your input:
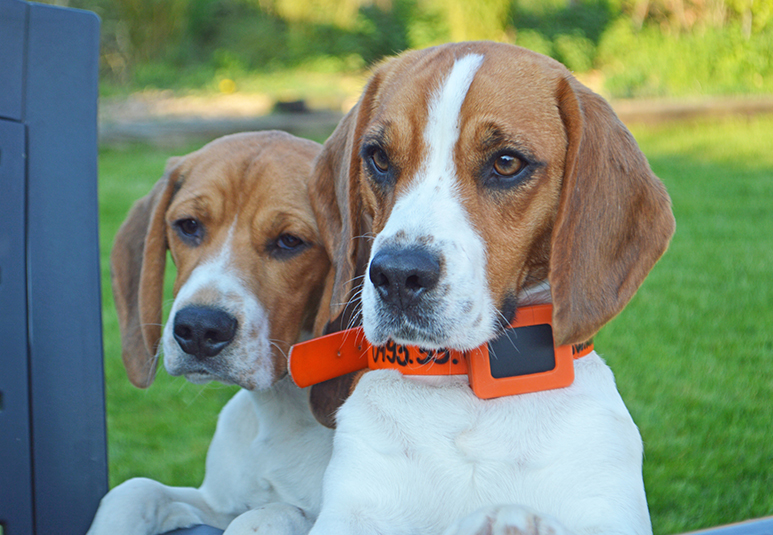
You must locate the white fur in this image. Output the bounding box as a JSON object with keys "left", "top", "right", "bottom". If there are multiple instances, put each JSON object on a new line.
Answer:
{"left": 88, "top": 380, "right": 333, "bottom": 535}
{"left": 311, "top": 356, "right": 650, "bottom": 535}
{"left": 310, "top": 55, "right": 652, "bottom": 535}
{"left": 89, "top": 218, "right": 334, "bottom": 535}
{"left": 362, "top": 54, "right": 496, "bottom": 351}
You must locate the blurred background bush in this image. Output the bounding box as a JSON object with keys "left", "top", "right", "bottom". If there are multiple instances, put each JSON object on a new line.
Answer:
{"left": 44, "top": 0, "right": 773, "bottom": 100}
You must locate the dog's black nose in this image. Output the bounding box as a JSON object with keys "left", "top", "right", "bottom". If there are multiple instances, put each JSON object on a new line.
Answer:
{"left": 173, "top": 306, "right": 237, "bottom": 359}
{"left": 369, "top": 247, "right": 441, "bottom": 309}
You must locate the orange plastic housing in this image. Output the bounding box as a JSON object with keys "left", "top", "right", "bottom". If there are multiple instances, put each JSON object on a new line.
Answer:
{"left": 466, "top": 304, "right": 575, "bottom": 399}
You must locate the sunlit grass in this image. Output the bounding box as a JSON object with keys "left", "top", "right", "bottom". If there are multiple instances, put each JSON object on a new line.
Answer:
{"left": 601, "top": 116, "right": 773, "bottom": 533}
{"left": 99, "top": 115, "right": 773, "bottom": 533}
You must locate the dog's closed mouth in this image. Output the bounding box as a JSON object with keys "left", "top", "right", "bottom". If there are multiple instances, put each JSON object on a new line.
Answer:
{"left": 167, "top": 359, "right": 234, "bottom": 385}
{"left": 183, "top": 371, "right": 219, "bottom": 385}
{"left": 372, "top": 315, "right": 447, "bottom": 349}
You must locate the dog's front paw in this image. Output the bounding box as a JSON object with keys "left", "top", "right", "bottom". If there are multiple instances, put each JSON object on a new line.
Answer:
{"left": 223, "top": 502, "right": 313, "bottom": 535}
{"left": 87, "top": 477, "right": 205, "bottom": 535}
{"left": 444, "top": 505, "right": 572, "bottom": 535}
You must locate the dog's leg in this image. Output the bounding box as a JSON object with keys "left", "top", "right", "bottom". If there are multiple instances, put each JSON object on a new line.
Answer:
{"left": 444, "top": 505, "right": 573, "bottom": 535}
{"left": 223, "top": 502, "right": 314, "bottom": 535}
{"left": 87, "top": 477, "right": 233, "bottom": 535}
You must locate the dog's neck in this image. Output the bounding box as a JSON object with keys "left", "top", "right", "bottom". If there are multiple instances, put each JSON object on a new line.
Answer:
{"left": 517, "top": 281, "right": 552, "bottom": 307}
{"left": 297, "top": 329, "right": 315, "bottom": 344}
{"left": 247, "top": 374, "right": 318, "bottom": 427}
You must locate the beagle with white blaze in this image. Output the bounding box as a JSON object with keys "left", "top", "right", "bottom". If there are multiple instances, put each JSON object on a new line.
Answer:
{"left": 88, "top": 131, "right": 334, "bottom": 535}
{"left": 300, "top": 42, "right": 675, "bottom": 535}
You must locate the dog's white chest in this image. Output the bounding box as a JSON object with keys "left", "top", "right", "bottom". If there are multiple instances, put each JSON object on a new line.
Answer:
{"left": 203, "top": 384, "right": 333, "bottom": 516}
{"left": 317, "top": 354, "right": 651, "bottom": 535}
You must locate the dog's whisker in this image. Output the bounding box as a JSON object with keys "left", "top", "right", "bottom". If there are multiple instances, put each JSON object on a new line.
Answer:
{"left": 491, "top": 309, "right": 522, "bottom": 360}
{"left": 339, "top": 289, "right": 364, "bottom": 332}
{"left": 332, "top": 285, "right": 364, "bottom": 309}
{"left": 344, "top": 297, "right": 363, "bottom": 329}
{"left": 176, "top": 375, "right": 191, "bottom": 394}
{"left": 341, "top": 306, "right": 364, "bottom": 345}
{"left": 185, "top": 382, "right": 212, "bottom": 407}
{"left": 269, "top": 339, "right": 290, "bottom": 361}
{"left": 338, "top": 300, "right": 364, "bottom": 347}
{"left": 140, "top": 322, "right": 165, "bottom": 328}
{"left": 331, "top": 279, "right": 365, "bottom": 309}
{"left": 352, "top": 233, "right": 376, "bottom": 242}
{"left": 145, "top": 350, "right": 161, "bottom": 385}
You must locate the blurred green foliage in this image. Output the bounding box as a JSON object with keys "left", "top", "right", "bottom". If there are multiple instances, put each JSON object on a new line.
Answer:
{"left": 60, "top": 0, "right": 772, "bottom": 98}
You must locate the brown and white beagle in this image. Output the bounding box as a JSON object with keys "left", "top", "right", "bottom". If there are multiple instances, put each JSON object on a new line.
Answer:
{"left": 89, "top": 131, "right": 334, "bottom": 535}
{"left": 305, "top": 42, "right": 675, "bottom": 535}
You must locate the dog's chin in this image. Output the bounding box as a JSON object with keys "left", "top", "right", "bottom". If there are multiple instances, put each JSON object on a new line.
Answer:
{"left": 177, "top": 367, "right": 266, "bottom": 391}
{"left": 161, "top": 325, "right": 281, "bottom": 390}
{"left": 365, "top": 323, "right": 445, "bottom": 350}
{"left": 362, "top": 282, "right": 499, "bottom": 351}
{"left": 166, "top": 362, "right": 237, "bottom": 386}
{"left": 363, "top": 307, "right": 494, "bottom": 351}
{"left": 183, "top": 371, "right": 225, "bottom": 385}
{"left": 164, "top": 352, "right": 274, "bottom": 391}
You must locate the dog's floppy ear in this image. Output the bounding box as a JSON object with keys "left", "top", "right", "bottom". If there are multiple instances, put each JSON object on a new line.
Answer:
{"left": 307, "top": 66, "right": 392, "bottom": 427}
{"left": 309, "top": 103, "right": 371, "bottom": 323}
{"left": 550, "top": 77, "right": 675, "bottom": 345}
{"left": 110, "top": 157, "right": 182, "bottom": 387}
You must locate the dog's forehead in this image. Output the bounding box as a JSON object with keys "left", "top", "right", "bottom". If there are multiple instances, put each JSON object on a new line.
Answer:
{"left": 366, "top": 43, "right": 567, "bottom": 156}
{"left": 377, "top": 45, "right": 562, "bottom": 111}
{"left": 171, "top": 139, "right": 314, "bottom": 214}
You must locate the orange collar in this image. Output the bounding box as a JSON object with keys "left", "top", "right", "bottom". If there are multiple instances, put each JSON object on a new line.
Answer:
{"left": 289, "top": 304, "right": 593, "bottom": 399}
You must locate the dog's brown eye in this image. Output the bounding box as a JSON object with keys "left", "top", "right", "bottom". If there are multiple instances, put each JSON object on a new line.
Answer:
{"left": 178, "top": 219, "right": 199, "bottom": 236}
{"left": 270, "top": 233, "right": 307, "bottom": 259}
{"left": 493, "top": 154, "right": 524, "bottom": 177}
{"left": 277, "top": 234, "right": 303, "bottom": 250}
{"left": 174, "top": 218, "right": 204, "bottom": 244}
{"left": 371, "top": 148, "right": 389, "bottom": 173}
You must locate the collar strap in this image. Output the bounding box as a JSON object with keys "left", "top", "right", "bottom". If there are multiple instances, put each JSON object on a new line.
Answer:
{"left": 289, "top": 304, "right": 593, "bottom": 399}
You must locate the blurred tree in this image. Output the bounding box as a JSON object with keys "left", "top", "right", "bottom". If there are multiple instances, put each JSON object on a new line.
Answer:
{"left": 114, "top": 0, "right": 189, "bottom": 60}
{"left": 623, "top": 0, "right": 772, "bottom": 34}
{"left": 425, "top": 0, "right": 512, "bottom": 41}
{"left": 256, "top": 0, "right": 389, "bottom": 28}
{"left": 728, "top": 0, "right": 773, "bottom": 35}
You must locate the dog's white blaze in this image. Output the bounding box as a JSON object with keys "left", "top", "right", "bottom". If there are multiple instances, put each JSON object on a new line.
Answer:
{"left": 163, "top": 219, "right": 274, "bottom": 389}
{"left": 364, "top": 54, "right": 497, "bottom": 350}
{"left": 171, "top": 222, "right": 242, "bottom": 305}
{"left": 423, "top": 53, "right": 484, "bottom": 172}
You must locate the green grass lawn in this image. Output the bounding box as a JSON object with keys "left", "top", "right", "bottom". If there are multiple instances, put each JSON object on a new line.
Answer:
{"left": 99, "top": 115, "right": 773, "bottom": 534}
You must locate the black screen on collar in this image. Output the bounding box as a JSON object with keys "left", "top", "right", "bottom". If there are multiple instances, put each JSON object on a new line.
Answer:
{"left": 488, "top": 323, "right": 556, "bottom": 379}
